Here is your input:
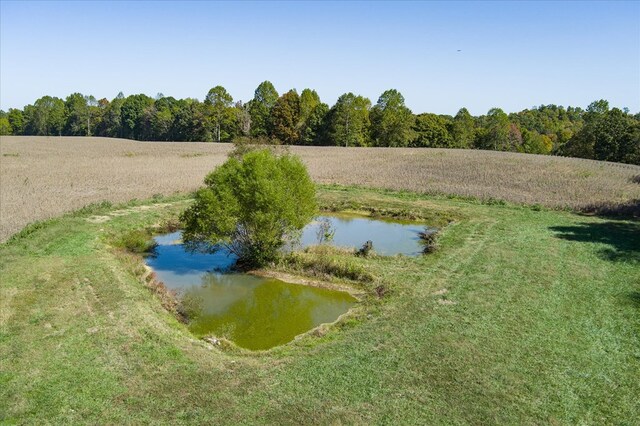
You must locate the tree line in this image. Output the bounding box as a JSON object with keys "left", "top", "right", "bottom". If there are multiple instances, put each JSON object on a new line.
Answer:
{"left": 1, "top": 81, "right": 638, "bottom": 164}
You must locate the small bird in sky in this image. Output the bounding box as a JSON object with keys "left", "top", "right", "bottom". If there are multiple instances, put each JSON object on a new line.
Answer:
{"left": 457, "top": 49, "right": 462, "bottom": 52}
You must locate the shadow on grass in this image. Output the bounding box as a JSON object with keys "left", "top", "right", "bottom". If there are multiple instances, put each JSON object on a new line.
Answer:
{"left": 627, "top": 292, "right": 640, "bottom": 308}
{"left": 550, "top": 221, "right": 640, "bottom": 263}
{"left": 580, "top": 199, "right": 640, "bottom": 219}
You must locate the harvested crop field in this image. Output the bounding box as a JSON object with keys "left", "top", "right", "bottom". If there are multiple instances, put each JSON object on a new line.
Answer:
{"left": 1, "top": 136, "right": 639, "bottom": 242}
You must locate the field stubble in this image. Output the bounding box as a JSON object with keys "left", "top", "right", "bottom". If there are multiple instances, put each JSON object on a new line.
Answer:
{"left": 1, "top": 136, "right": 639, "bottom": 242}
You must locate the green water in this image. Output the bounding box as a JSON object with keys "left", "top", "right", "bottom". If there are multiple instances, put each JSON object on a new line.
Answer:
{"left": 185, "top": 273, "right": 355, "bottom": 350}
{"left": 146, "top": 214, "right": 426, "bottom": 350}
{"left": 146, "top": 232, "right": 356, "bottom": 350}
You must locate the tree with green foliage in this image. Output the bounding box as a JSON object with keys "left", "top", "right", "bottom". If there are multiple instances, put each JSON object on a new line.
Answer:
{"left": 298, "top": 89, "right": 328, "bottom": 145}
{"left": 0, "top": 114, "right": 11, "bottom": 135}
{"left": 476, "top": 108, "right": 510, "bottom": 151}
{"left": 205, "top": 86, "right": 234, "bottom": 142}
{"left": 25, "top": 96, "right": 66, "bottom": 136}
{"left": 370, "top": 89, "right": 414, "bottom": 147}
{"left": 64, "top": 93, "right": 89, "bottom": 136}
{"left": 248, "top": 81, "right": 279, "bottom": 137}
{"left": 271, "top": 90, "right": 301, "bottom": 144}
{"left": 593, "top": 108, "right": 630, "bottom": 162}
{"left": 181, "top": 149, "right": 318, "bottom": 266}
{"left": 301, "top": 102, "right": 329, "bottom": 145}
{"left": 121, "top": 94, "right": 154, "bottom": 140}
{"left": 451, "top": 108, "right": 475, "bottom": 148}
{"left": 326, "top": 93, "right": 371, "bottom": 147}
{"left": 412, "top": 113, "right": 453, "bottom": 147}
{"left": 173, "top": 99, "right": 212, "bottom": 141}
{"left": 7, "top": 109, "right": 24, "bottom": 135}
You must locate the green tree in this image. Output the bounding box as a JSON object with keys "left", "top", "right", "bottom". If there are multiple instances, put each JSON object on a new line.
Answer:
{"left": 64, "top": 93, "right": 89, "bottom": 136}
{"left": 620, "top": 121, "right": 640, "bottom": 165}
{"left": 173, "top": 99, "right": 212, "bottom": 141}
{"left": 204, "top": 86, "right": 234, "bottom": 142}
{"left": 98, "top": 95, "right": 124, "bottom": 138}
{"left": 451, "top": 108, "right": 475, "bottom": 148}
{"left": 181, "top": 149, "right": 318, "bottom": 266}
{"left": 0, "top": 115, "right": 11, "bottom": 135}
{"left": 370, "top": 89, "right": 414, "bottom": 147}
{"left": 591, "top": 108, "right": 639, "bottom": 163}
{"left": 27, "top": 96, "right": 65, "bottom": 136}
{"left": 271, "top": 89, "right": 301, "bottom": 144}
{"left": 477, "top": 108, "right": 510, "bottom": 150}
{"left": 301, "top": 102, "right": 329, "bottom": 145}
{"left": 326, "top": 93, "right": 371, "bottom": 147}
{"left": 248, "top": 81, "right": 279, "bottom": 137}
{"left": 121, "top": 94, "right": 154, "bottom": 139}
{"left": 7, "top": 109, "right": 24, "bottom": 135}
{"left": 411, "top": 113, "right": 453, "bottom": 147}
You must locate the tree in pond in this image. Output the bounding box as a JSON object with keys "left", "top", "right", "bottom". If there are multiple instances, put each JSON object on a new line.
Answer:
{"left": 370, "top": 89, "right": 414, "bottom": 147}
{"left": 181, "top": 149, "right": 318, "bottom": 266}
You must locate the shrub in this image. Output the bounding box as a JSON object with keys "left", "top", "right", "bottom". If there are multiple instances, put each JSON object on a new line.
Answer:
{"left": 116, "top": 229, "right": 157, "bottom": 254}
{"left": 181, "top": 149, "right": 317, "bottom": 267}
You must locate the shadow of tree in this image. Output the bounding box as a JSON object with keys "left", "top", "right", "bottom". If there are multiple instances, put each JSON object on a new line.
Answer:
{"left": 549, "top": 221, "right": 640, "bottom": 263}
{"left": 627, "top": 292, "right": 640, "bottom": 308}
{"left": 580, "top": 199, "right": 640, "bottom": 219}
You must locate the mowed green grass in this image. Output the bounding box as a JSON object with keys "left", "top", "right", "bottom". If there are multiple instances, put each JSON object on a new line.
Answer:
{"left": 1, "top": 186, "right": 638, "bottom": 424}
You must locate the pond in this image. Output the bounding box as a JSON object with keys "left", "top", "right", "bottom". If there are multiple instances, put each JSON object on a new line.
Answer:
{"left": 145, "top": 214, "right": 427, "bottom": 350}
{"left": 147, "top": 232, "right": 356, "bottom": 350}
{"left": 298, "top": 214, "right": 427, "bottom": 256}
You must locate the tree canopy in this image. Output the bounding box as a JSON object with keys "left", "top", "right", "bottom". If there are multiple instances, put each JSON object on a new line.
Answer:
{"left": 4, "top": 86, "right": 638, "bottom": 164}
{"left": 181, "top": 149, "right": 318, "bottom": 266}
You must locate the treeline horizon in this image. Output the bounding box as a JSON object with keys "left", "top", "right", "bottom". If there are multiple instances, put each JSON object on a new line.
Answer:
{"left": 1, "top": 81, "right": 638, "bottom": 165}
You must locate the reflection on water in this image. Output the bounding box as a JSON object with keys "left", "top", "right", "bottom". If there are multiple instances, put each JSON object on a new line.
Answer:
{"left": 145, "top": 215, "right": 425, "bottom": 349}
{"left": 146, "top": 232, "right": 355, "bottom": 350}
{"left": 299, "top": 214, "right": 427, "bottom": 256}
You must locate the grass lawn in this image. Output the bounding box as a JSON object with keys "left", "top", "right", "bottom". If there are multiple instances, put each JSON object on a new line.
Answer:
{"left": 1, "top": 186, "right": 638, "bottom": 424}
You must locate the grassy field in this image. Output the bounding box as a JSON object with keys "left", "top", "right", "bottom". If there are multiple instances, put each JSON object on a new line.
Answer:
{"left": 2, "top": 136, "right": 639, "bottom": 242}
{"left": 1, "top": 186, "right": 638, "bottom": 424}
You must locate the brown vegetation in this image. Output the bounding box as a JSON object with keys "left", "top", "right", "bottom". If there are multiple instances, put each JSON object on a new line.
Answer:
{"left": 1, "top": 136, "right": 639, "bottom": 241}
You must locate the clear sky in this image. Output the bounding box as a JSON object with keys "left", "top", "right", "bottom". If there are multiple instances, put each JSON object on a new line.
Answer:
{"left": 1, "top": 1, "right": 638, "bottom": 115}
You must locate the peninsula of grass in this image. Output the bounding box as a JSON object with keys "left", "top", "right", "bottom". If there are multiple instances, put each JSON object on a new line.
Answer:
{"left": 1, "top": 186, "right": 638, "bottom": 424}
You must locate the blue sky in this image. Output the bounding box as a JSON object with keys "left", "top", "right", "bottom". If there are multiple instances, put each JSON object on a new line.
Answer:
{"left": 1, "top": 1, "right": 638, "bottom": 115}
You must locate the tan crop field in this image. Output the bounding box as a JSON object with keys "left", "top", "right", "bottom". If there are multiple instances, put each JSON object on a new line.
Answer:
{"left": 1, "top": 136, "right": 639, "bottom": 242}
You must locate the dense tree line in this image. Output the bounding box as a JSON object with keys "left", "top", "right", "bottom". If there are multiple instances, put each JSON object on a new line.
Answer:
{"left": 1, "top": 82, "right": 638, "bottom": 164}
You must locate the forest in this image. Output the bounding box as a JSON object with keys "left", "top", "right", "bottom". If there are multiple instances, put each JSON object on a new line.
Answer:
{"left": 1, "top": 81, "right": 638, "bottom": 165}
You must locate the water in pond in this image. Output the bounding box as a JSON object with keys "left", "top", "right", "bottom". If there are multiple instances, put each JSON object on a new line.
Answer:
{"left": 299, "top": 214, "right": 426, "bottom": 256}
{"left": 145, "top": 214, "right": 425, "bottom": 350}
{"left": 146, "top": 232, "right": 356, "bottom": 350}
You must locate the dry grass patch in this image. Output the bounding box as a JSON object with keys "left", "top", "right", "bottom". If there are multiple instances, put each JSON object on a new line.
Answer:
{"left": 2, "top": 136, "right": 639, "bottom": 241}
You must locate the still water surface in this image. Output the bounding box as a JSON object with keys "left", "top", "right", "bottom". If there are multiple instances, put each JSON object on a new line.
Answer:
{"left": 147, "top": 232, "right": 355, "bottom": 350}
{"left": 145, "top": 215, "right": 426, "bottom": 350}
